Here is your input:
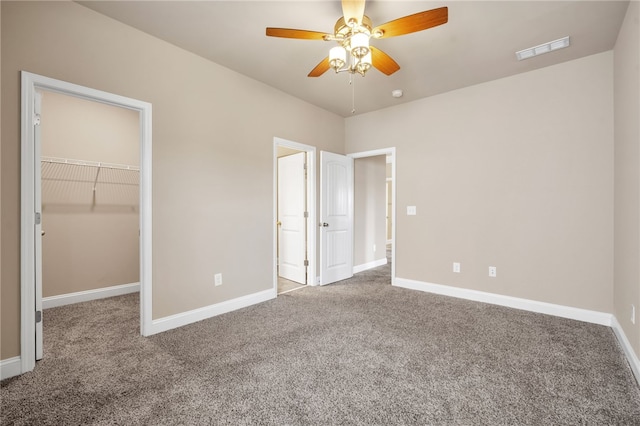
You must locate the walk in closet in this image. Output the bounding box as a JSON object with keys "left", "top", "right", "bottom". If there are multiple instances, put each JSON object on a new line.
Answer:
{"left": 40, "top": 90, "right": 140, "bottom": 302}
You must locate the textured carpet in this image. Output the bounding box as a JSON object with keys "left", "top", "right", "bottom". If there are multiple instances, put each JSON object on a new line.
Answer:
{"left": 2, "top": 263, "right": 640, "bottom": 425}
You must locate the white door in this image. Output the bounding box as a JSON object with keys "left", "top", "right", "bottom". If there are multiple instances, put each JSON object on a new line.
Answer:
{"left": 34, "top": 90, "right": 44, "bottom": 360}
{"left": 278, "top": 152, "right": 307, "bottom": 284}
{"left": 320, "top": 151, "right": 354, "bottom": 285}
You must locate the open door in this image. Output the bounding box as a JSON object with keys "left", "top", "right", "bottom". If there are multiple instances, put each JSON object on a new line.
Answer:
{"left": 320, "top": 151, "right": 354, "bottom": 285}
{"left": 34, "top": 90, "right": 44, "bottom": 360}
{"left": 277, "top": 152, "right": 307, "bottom": 284}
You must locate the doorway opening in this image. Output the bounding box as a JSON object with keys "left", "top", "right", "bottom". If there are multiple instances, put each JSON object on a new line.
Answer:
{"left": 348, "top": 148, "right": 396, "bottom": 284}
{"left": 273, "top": 138, "right": 316, "bottom": 295}
{"left": 20, "top": 72, "right": 152, "bottom": 375}
{"left": 38, "top": 89, "right": 141, "bottom": 359}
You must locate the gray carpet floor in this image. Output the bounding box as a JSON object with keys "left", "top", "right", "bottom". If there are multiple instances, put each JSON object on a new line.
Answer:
{"left": 2, "top": 262, "right": 640, "bottom": 425}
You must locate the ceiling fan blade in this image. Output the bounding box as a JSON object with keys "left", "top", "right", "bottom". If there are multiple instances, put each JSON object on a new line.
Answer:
{"left": 342, "top": 0, "right": 366, "bottom": 26}
{"left": 308, "top": 57, "right": 331, "bottom": 77}
{"left": 372, "top": 7, "right": 448, "bottom": 39}
{"left": 370, "top": 46, "right": 400, "bottom": 76}
{"left": 266, "top": 28, "right": 330, "bottom": 40}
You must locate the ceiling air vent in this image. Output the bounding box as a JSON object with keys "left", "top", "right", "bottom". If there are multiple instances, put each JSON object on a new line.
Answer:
{"left": 516, "top": 36, "right": 570, "bottom": 61}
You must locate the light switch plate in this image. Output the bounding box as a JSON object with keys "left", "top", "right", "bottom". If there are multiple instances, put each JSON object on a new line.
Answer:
{"left": 407, "top": 206, "right": 417, "bottom": 215}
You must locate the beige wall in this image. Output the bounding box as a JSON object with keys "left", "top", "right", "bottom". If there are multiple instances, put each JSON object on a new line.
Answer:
{"left": 354, "top": 156, "right": 387, "bottom": 267}
{"left": 1, "top": 1, "right": 344, "bottom": 360}
{"left": 614, "top": 1, "right": 640, "bottom": 357}
{"left": 41, "top": 91, "right": 140, "bottom": 297}
{"left": 346, "top": 52, "right": 614, "bottom": 314}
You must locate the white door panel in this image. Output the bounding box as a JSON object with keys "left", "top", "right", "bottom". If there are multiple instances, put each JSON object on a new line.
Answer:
{"left": 35, "top": 90, "right": 43, "bottom": 361}
{"left": 320, "top": 151, "right": 353, "bottom": 285}
{"left": 278, "top": 152, "right": 306, "bottom": 284}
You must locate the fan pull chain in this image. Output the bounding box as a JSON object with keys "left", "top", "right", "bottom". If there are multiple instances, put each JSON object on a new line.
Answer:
{"left": 350, "top": 73, "right": 356, "bottom": 114}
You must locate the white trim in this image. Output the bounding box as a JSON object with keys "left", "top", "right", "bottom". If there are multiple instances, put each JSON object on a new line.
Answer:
{"left": 42, "top": 283, "right": 140, "bottom": 309}
{"left": 149, "top": 289, "right": 275, "bottom": 335}
{"left": 20, "top": 71, "right": 153, "bottom": 375}
{"left": 0, "top": 357, "right": 22, "bottom": 381}
{"left": 353, "top": 258, "right": 388, "bottom": 274}
{"left": 611, "top": 316, "right": 640, "bottom": 385}
{"left": 273, "top": 137, "right": 317, "bottom": 292}
{"left": 394, "top": 277, "right": 613, "bottom": 326}
{"left": 347, "top": 148, "right": 396, "bottom": 285}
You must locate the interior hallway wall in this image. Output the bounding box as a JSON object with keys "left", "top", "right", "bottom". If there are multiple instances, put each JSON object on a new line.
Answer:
{"left": 613, "top": 1, "right": 640, "bottom": 358}
{"left": 1, "top": 1, "right": 344, "bottom": 361}
{"left": 345, "top": 52, "right": 614, "bottom": 315}
{"left": 40, "top": 90, "right": 140, "bottom": 297}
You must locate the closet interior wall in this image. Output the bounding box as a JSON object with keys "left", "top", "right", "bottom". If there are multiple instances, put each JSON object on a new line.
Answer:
{"left": 40, "top": 90, "right": 140, "bottom": 298}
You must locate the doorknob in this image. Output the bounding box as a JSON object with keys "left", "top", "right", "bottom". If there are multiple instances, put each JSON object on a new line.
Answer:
{"left": 322, "top": 223, "right": 329, "bottom": 227}
{"left": 41, "top": 231, "right": 46, "bottom": 236}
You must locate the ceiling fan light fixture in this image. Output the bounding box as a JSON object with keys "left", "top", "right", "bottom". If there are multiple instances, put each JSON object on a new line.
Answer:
{"left": 350, "top": 32, "right": 370, "bottom": 58}
{"left": 330, "top": 46, "right": 347, "bottom": 71}
{"left": 357, "top": 51, "right": 372, "bottom": 74}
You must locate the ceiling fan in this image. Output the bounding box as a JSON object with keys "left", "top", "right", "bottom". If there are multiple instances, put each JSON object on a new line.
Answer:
{"left": 266, "top": 0, "right": 448, "bottom": 77}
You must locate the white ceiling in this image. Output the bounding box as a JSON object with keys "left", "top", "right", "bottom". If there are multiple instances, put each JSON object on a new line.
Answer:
{"left": 78, "top": 1, "right": 629, "bottom": 117}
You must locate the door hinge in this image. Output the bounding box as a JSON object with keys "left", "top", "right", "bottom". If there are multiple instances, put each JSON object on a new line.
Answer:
{"left": 34, "top": 113, "right": 41, "bottom": 126}
{"left": 35, "top": 310, "right": 42, "bottom": 323}
{"left": 35, "top": 212, "right": 41, "bottom": 225}
{"left": 304, "top": 211, "right": 309, "bottom": 218}
{"left": 304, "top": 260, "right": 309, "bottom": 267}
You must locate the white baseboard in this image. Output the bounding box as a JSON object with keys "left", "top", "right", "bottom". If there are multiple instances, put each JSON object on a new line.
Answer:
{"left": 394, "top": 277, "right": 613, "bottom": 326}
{"left": 393, "top": 277, "right": 640, "bottom": 382}
{"left": 43, "top": 282, "right": 140, "bottom": 309}
{"left": 0, "top": 356, "right": 22, "bottom": 381}
{"left": 149, "top": 288, "right": 276, "bottom": 335}
{"left": 353, "top": 258, "right": 387, "bottom": 274}
{"left": 611, "top": 316, "right": 640, "bottom": 385}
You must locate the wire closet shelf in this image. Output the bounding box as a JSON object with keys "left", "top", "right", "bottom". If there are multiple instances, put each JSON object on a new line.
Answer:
{"left": 41, "top": 156, "right": 139, "bottom": 209}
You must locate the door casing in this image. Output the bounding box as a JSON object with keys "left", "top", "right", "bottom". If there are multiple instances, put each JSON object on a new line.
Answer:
{"left": 20, "top": 71, "right": 153, "bottom": 375}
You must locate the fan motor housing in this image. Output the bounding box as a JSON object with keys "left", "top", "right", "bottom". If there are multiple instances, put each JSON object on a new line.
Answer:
{"left": 334, "top": 15, "right": 373, "bottom": 38}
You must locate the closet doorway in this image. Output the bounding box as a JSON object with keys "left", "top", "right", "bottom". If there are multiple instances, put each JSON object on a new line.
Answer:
{"left": 38, "top": 89, "right": 141, "bottom": 354}
{"left": 20, "top": 72, "right": 152, "bottom": 375}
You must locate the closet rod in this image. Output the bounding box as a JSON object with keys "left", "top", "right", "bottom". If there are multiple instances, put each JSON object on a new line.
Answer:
{"left": 41, "top": 156, "right": 139, "bottom": 172}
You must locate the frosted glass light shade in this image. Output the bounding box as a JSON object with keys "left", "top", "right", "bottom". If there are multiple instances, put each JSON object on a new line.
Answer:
{"left": 350, "top": 32, "right": 369, "bottom": 58}
{"left": 357, "top": 51, "right": 372, "bottom": 74}
{"left": 329, "top": 46, "right": 346, "bottom": 70}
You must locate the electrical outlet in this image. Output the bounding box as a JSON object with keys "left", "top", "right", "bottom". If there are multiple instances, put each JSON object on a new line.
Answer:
{"left": 488, "top": 266, "right": 497, "bottom": 277}
{"left": 373, "top": 244, "right": 376, "bottom": 253}
{"left": 214, "top": 273, "right": 223, "bottom": 286}
{"left": 453, "top": 262, "right": 461, "bottom": 273}
{"left": 407, "top": 206, "right": 417, "bottom": 215}
{"left": 632, "top": 304, "right": 636, "bottom": 325}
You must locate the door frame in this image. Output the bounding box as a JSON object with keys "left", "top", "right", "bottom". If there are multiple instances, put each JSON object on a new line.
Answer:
{"left": 20, "top": 71, "right": 153, "bottom": 375}
{"left": 348, "top": 147, "right": 396, "bottom": 284}
{"left": 273, "top": 137, "right": 317, "bottom": 291}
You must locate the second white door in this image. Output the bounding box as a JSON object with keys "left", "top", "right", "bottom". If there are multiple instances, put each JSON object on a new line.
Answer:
{"left": 320, "top": 151, "right": 354, "bottom": 285}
